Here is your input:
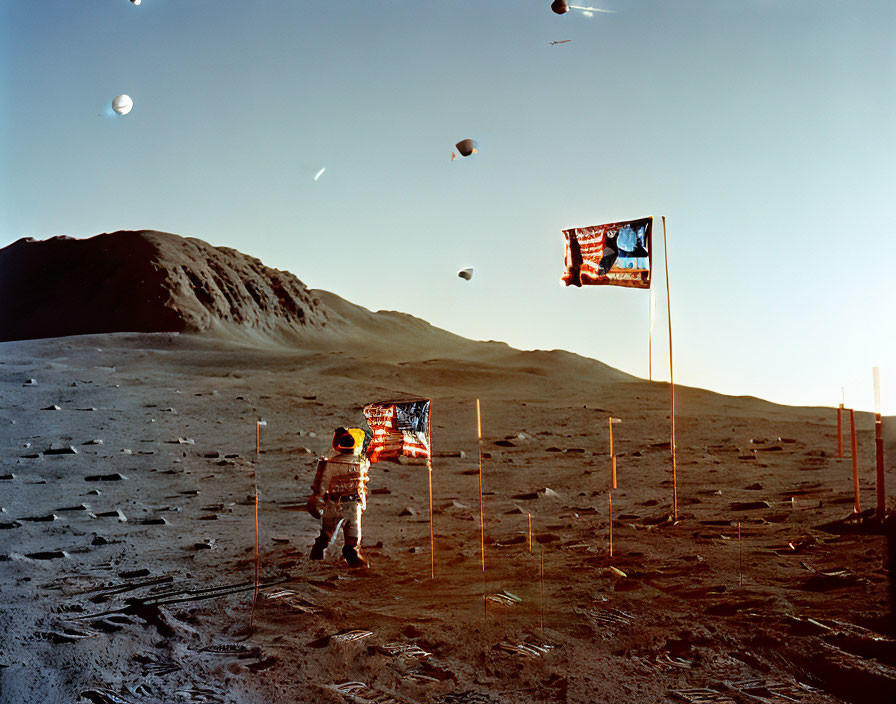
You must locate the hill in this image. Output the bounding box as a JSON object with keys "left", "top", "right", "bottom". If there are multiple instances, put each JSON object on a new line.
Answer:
{"left": 0, "top": 230, "right": 631, "bottom": 386}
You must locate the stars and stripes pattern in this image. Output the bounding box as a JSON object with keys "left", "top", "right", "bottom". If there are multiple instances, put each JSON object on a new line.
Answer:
{"left": 561, "top": 216, "right": 652, "bottom": 289}
{"left": 363, "top": 399, "right": 431, "bottom": 463}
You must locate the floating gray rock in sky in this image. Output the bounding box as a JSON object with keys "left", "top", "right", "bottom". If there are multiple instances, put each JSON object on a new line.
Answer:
{"left": 455, "top": 139, "right": 476, "bottom": 156}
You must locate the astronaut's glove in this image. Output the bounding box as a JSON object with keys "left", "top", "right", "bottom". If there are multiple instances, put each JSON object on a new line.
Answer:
{"left": 306, "top": 495, "right": 323, "bottom": 519}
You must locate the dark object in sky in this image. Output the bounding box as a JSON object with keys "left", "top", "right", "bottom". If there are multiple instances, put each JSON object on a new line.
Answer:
{"left": 458, "top": 268, "right": 473, "bottom": 281}
{"left": 550, "top": 40, "right": 572, "bottom": 45}
{"left": 551, "top": 1, "right": 569, "bottom": 14}
{"left": 455, "top": 139, "right": 477, "bottom": 157}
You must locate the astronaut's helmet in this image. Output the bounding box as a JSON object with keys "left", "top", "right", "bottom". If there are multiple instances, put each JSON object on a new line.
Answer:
{"left": 333, "top": 427, "right": 364, "bottom": 454}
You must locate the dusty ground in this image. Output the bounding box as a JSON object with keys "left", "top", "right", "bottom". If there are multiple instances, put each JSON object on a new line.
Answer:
{"left": 1, "top": 332, "right": 894, "bottom": 704}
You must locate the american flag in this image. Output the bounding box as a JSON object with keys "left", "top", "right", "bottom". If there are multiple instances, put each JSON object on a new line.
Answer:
{"left": 561, "top": 217, "right": 652, "bottom": 289}
{"left": 363, "top": 399, "right": 431, "bottom": 463}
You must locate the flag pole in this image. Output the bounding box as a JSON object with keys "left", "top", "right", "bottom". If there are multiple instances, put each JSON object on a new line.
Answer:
{"left": 608, "top": 492, "right": 613, "bottom": 557}
{"left": 649, "top": 285, "right": 655, "bottom": 382}
{"left": 251, "top": 419, "right": 265, "bottom": 628}
{"left": 609, "top": 416, "right": 617, "bottom": 489}
{"left": 427, "top": 462, "right": 434, "bottom": 578}
{"left": 539, "top": 549, "right": 545, "bottom": 635}
{"left": 873, "top": 367, "right": 885, "bottom": 519}
{"left": 850, "top": 408, "right": 860, "bottom": 513}
{"left": 662, "top": 216, "right": 678, "bottom": 521}
{"left": 477, "top": 399, "right": 485, "bottom": 573}
{"left": 837, "top": 403, "right": 844, "bottom": 458}
{"left": 427, "top": 400, "right": 435, "bottom": 579}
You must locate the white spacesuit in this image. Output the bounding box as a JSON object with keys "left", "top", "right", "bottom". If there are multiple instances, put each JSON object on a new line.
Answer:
{"left": 306, "top": 427, "right": 370, "bottom": 568}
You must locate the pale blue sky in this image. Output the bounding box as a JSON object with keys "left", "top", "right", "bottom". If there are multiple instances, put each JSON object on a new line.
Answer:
{"left": 2, "top": 1, "right": 894, "bottom": 413}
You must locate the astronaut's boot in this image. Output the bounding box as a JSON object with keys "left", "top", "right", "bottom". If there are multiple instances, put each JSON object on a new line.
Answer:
{"left": 342, "top": 540, "right": 368, "bottom": 569}
{"left": 310, "top": 536, "right": 328, "bottom": 561}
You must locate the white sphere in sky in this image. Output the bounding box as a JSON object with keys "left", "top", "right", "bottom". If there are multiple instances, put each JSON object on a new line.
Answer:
{"left": 112, "top": 94, "right": 133, "bottom": 116}
{"left": 130, "top": 0, "right": 142, "bottom": 6}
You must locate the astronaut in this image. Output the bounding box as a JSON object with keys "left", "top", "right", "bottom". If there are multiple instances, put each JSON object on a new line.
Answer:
{"left": 306, "top": 427, "right": 370, "bottom": 568}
